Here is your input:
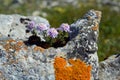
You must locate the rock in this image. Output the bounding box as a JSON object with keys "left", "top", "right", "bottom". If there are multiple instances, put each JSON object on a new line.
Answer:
{"left": 65, "top": 10, "right": 101, "bottom": 80}
{"left": 0, "top": 14, "right": 49, "bottom": 40}
{"left": 99, "top": 54, "right": 120, "bottom": 80}
{"left": 0, "top": 10, "right": 102, "bottom": 80}
{"left": 39, "top": 9, "right": 101, "bottom": 80}
{"left": 97, "top": 0, "right": 120, "bottom": 12}
{"left": 32, "top": 11, "right": 40, "bottom": 16}
{"left": 12, "top": 0, "right": 25, "bottom": 4}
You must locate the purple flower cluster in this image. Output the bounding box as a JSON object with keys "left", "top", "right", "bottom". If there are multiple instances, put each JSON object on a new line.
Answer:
{"left": 47, "top": 28, "right": 58, "bottom": 38}
{"left": 26, "top": 21, "right": 71, "bottom": 38}
{"left": 37, "top": 23, "right": 48, "bottom": 31}
{"left": 58, "top": 23, "right": 71, "bottom": 32}
{"left": 27, "top": 21, "right": 35, "bottom": 30}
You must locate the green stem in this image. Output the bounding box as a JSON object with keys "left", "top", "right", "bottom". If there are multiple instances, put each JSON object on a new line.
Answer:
{"left": 49, "top": 37, "right": 53, "bottom": 46}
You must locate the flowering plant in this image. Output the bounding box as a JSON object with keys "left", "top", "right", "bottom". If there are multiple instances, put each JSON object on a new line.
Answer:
{"left": 25, "top": 20, "right": 71, "bottom": 48}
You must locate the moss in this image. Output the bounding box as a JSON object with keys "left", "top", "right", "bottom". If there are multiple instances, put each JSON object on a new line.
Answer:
{"left": 54, "top": 57, "right": 92, "bottom": 80}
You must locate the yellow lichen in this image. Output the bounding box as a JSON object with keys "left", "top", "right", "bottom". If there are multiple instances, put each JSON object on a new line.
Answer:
{"left": 54, "top": 57, "right": 92, "bottom": 80}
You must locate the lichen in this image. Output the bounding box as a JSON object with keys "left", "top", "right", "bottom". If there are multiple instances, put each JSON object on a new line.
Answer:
{"left": 3, "top": 39, "right": 27, "bottom": 52}
{"left": 33, "top": 46, "right": 45, "bottom": 52}
{"left": 91, "top": 23, "right": 98, "bottom": 31}
{"left": 54, "top": 57, "right": 92, "bottom": 80}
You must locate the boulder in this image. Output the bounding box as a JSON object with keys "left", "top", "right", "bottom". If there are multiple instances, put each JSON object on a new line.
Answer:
{"left": 2, "top": 10, "right": 120, "bottom": 80}
{"left": 99, "top": 54, "right": 120, "bottom": 80}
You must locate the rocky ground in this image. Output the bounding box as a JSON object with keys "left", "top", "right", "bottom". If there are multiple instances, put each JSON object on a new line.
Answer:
{"left": 0, "top": 0, "right": 120, "bottom": 16}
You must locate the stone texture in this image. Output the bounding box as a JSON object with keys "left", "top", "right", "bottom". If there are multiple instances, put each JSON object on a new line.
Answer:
{"left": 99, "top": 54, "right": 120, "bottom": 80}
{"left": 0, "top": 10, "right": 102, "bottom": 80}
{"left": 65, "top": 10, "right": 101, "bottom": 80}
{"left": 1, "top": 10, "right": 119, "bottom": 80}
{"left": 44, "top": 10, "right": 101, "bottom": 80}
{"left": 0, "top": 10, "right": 101, "bottom": 80}
{"left": 0, "top": 14, "right": 49, "bottom": 40}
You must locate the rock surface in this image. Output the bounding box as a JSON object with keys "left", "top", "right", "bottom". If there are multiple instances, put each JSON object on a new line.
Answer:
{"left": 0, "top": 10, "right": 119, "bottom": 80}
{"left": 64, "top": 10, "right": 101, "bottom": 80}
{"left": 0, "top": 14, "right": 49, "bottom": 40}
{"left": 99, "top": 54, "right": 120, "bottom": 80}
{"left": 0, "top": 10, "right": 101, "bottom": 80}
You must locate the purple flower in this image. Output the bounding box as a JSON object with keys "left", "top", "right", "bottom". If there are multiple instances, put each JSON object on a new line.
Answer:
{"left": 37, "top": 23, "right": 49, "bottom": 31}
{"left": 27, "top": 21, "right": 35, "bottom": 30}
{"left": 58, "top": 23, "right": 71, "bottom": 32}
{"left": 47, "top": 28, "right": 58, "bottom": 38}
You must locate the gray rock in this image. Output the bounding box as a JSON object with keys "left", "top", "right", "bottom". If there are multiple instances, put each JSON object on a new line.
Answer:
{"left": 0, "top": 14, "right": 49, "bottom": 40}
{"left": 65, "top": 10, "right": 101, "bottom": 80}
{"left": 43, "top": 10, "right": 101, "bottom": 80}
{"left": 99, "top": 54, "right": 120, "bottom": 80}
{"left": 0, "top": 10, "right": 102, "bottom": 80}
{"left": 97, "top": 0, "right": 120, "bottom": 12}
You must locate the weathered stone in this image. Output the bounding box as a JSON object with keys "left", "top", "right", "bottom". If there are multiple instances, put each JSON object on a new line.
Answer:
{"left": 44, "top": 10, "right": 101, "bottom": 80}
{"left": 99, "top": 54, "right": 120, "bottom": 80}
{"left": 0, "top": 10, "right": 102, "bottom": 80}
{"left": 0, "top": 14, "right": 49, "bottom": 40}
{"left": 65, "top": 10, "right": 101, "bottom": 80}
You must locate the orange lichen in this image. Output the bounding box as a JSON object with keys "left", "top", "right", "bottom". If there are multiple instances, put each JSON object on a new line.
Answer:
{"left": 92, "top": 24, "right": 98, "bottom": 31}
{"left": 6, "top": 39, "right": 16, "bottom": 43}
{"left": 34, "top": 46, "right": 45, "bottom": 53}
{"left": 54, "top": 57, "right": 92, "bottom": 80}
{"left": 16, "top": 41, "right": 24, "bottom": 47}
{"left": 54, "top": 57, "right": 67, "bottom": 68}
{"left": 15, "top": 41, "right": 24, "bottom": 51}
{"left": 3, "top": 39, "right": 26, "bottom": 52}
